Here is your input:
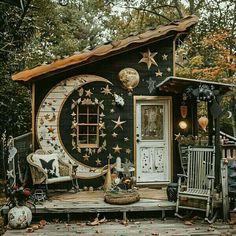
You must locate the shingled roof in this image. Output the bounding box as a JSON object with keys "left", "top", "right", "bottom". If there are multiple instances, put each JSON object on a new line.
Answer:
{"left": 12, "top": 15, "right": 198, "bottom": 82}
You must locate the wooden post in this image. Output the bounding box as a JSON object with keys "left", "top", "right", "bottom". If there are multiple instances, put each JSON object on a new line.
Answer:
{"left": 214, "top": 116, "right": 221, "bottom": 187}
{"left": 221, "top": 159, "right": 229, "bottom": 221}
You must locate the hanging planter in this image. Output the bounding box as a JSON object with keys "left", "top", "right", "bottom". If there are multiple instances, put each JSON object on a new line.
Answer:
{"left": 198, "top": 116, "right": 209, "bottom": 132}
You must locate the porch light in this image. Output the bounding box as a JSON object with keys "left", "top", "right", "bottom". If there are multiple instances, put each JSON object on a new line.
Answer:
{"left": 179, "top": 120, "right": 188, "bottom": 130}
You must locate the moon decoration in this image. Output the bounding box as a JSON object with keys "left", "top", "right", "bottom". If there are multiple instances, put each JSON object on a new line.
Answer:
{"left": 227, "top": 111, "right": 232, "bottom": 119}
{"left": 118, "top": 68, "right": 140, "bottom": 91}
{"left": 36, "top": 74, "right": 113, "bottom": 179}
{"left": 198, "top": 116, "right": 209, "bottom": 132}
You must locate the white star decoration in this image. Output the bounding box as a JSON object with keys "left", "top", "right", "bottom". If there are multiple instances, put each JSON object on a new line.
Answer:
{"left": 139, "top": 49, "right": 158, "bottom": 69}
{"left": 113, "top": 145, "right": 122, "bottom": 153}
{"left": 112, "top": 132, "right": 118, "bottom": 138}
{"left": 162, "top": 54, "right": 168, "bottom": 60}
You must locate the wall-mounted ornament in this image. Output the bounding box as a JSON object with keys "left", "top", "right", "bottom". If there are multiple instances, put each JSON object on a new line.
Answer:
{"left": 112, "top": 132, "right": 118, "bottom": 138}
{"left": 100, "top": 112, "right": 105, "bottom": 118}
{"left": 118, "top": 68, "right": 140, "bottom": 91}
{"left": 126, "top": 148, "right": 131, "bottom": 154}
{"left": 162, "top": 54, "right": 168, "bottom": 60}
{"left": 47, "top": 113, "right": 56, "bottom": 122}
{"left": 124, "top": 137, "right": 129, "bottom": 142}
{"left": 107, "top": 153, "right": 113, "bottom": 160}
{"left": 47, "top": 127, "right": 55, "bottom": 133}
{"left": 96, "top": 158, "right": 102, "bottom": 166}
{"left": 146, "top": 77, "right": 156, "bottom": 94}
{"left": 139, "top": 49, "right": 158, "bottom": 69}
{"left": 82, "top": 98, "right": 93, "bottom": 105}
{"left": 100, "top": 132, "right": 107, "bottom": 138}
{"left": 101, "top": 85, "right": 112, "bottom": 95}
{"left": 78, "top": 87, "right": 84, "bottom": 96}
{"left": 112, "top": 116, "right": 126, "bottom": 130}
{"left": 167, "top": 67, "right": 171, "bottom": 72}
{"left": 114, "top": 94, "right": 125, "bottom": 107}
{"left": 113, "top": 144, "right": 122, "bottom": 153}
{"left": 85, "top": 89, "right": 93, "bottom": 97}
{"left": 110, "top": 108, "right": 115, "bottom": 113}
{"left": 98, "top": 122, "right": 105, "bottom": 130}
{"left": 83, "top": 153, "right": 90, "bottom": 161}
{"left": 155, "top": 69, "right": 163, "bottom": 77}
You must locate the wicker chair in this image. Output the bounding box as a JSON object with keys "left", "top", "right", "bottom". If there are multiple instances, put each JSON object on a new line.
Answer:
{"left": 27, "top": 149, "right": 74, "bottom": 195}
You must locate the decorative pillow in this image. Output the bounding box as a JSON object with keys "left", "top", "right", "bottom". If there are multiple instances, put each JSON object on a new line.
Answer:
{"left": 32, "top": 153, "right": 60, "bottom": 178}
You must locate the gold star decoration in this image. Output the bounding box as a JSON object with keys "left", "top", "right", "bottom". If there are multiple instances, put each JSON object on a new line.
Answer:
{"left": 99, "top": 122, "right": 105, "bottom": 130}
{"left": 47, "top": 127, "right": 55, "bottom": 133}
{"left": 155, "top": 69, "right": 163, "bottom": 77}
{"left": 51, "top": 136, "right": 56, "bottom": 141}
{"left": 124, "top": 137, "right": 129, "bottom": 142}
{"left": 96, "top": 158, "right": 102, "bottom": 165}
{"left": 112, "top": 132, "right": 118, "bottom": 138}
{"left": 85, "top": 89, "right": 93, "bottom": 97}
{"left": 162, "top": 54, "right": 168, "bottom": 60}
{"left": 107, "top": 153, "right": 113, "bottom": 160}
{"left": 101, "top": 85, "right": 112, "bottom": 95}
{"left": 139, "top": 49, "right": 158, "bottom": 69}
{"left": 44, "top": 114, "right": 50, "bottom": 120}
{"left": 112, "top": 116, "right": 126, "bottom": 130}
{"left": 126, "top": 148, "right": 131, "bottom": 154}
{"left": 83, "top": 153, "right": 90, "bottom": 161}
{"left": 113, "top": 144, "right": 122, "bottom": 153}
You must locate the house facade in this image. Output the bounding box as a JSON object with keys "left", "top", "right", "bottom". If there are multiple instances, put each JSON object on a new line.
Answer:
{"left": 12, "top": 16, "right": 199, "bottom": 187}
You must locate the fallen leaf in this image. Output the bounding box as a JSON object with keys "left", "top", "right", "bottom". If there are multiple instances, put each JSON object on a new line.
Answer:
{"left": 26, "top": 227, "right": 34, "bottom": 233}
{"left": 39, "top": 219, "right": 47, "bottom": 226}
{"left": 99, "top": 217, "right": 107, "bottom": 224}
{"left": 96, "top": 229, "right": 102, "bottom": 234}
{"left": 184, "top": 220, "right": 193, "bottom": 225}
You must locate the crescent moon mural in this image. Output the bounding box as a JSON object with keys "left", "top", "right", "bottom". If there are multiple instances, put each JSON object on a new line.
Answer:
{"left": 36, "top": 74, "right": 113, "bottom": 179}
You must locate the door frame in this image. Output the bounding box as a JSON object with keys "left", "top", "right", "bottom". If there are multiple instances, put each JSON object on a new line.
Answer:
{"left": 133, "top": 96, "right": 173, "bottom": 185}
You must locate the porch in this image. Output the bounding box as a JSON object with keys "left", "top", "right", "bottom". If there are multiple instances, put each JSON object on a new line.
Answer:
{"left": 1, "top": 188, "right": 176, "bottom": 223}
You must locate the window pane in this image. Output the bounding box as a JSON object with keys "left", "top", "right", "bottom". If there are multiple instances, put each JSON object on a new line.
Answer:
{"left": 79, "top": 115, "right": 87, "bottom": 123}
{"left": 141, "top": 105, "right": 164, "bottom": 140}
{"left": 79, "top": 106, "right": 87, "bottom": 113}
{"left": 89, "top": 105, "right": 97, "bottom": 114}
{"left": 89, "top": 115, "right": 97, "bottom": 123}
{"left": 78, "top": 135, "right": 87, "bottom": 144}
{"left": 89, "top": 126, "right": 97, "bottom": 134}
{"left": 79, "top": 126, "right": 87, "bottom": 134}
{"left": 89, "top": 135, "right": 97, "bottom": 144}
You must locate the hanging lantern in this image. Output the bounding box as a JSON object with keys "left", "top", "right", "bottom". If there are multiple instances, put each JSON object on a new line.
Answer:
{"left": 179, "top": 120, "right": 188, "bottom": 130}
{"left": 198, "top": 116, "right": 209, "bottom": 132}
{"left": 180, "top": 105, "right": 188, "bottom": 118}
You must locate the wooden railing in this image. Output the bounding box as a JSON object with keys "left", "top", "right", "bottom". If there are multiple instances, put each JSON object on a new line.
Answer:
{"left": 222, "top": 144, "right": 236, "bottom": 159}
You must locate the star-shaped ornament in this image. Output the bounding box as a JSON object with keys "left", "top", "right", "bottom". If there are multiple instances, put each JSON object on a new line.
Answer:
{"left": 44, "top": 114, "right": 50, "bottom": 120}
{"left": 7, "top": 170, "right": 14, "bottom": 179}
{"left": 107, "top": 153, "right": 113, "bottom": 160}
{"left": 162, "top": 54, "right": 168, "bottom": 60}
{"left": 110, "top": 108, "right": 115, "bottom": 113}
{"left": 96, "top": 158, "right": 102, "bottom": 166}
{"left": 113, "top": 144, "right": 122, "bottom": 153}
{"left": 174, "top": 133, "right": 181, "bottom": 140}
{"left": 112, "top": 116, "right": 126, "bottom": 130}
{"left": 101, "top": 85, "right": 112, "bottom": 95}
{"left": 85, "top": 89, "right": 93, "bottom": 97}
{"left": 147, "top": 77, "right": 156, "bottom": 93}
{"left": 47, "top": 127, "right": 55, "bottom": 133}
{"left": 100, "top": 112, "right": 105, "bottom": 118}
{"left": 83, "top": 153, "right": 90, "bottom": 161}
{"left": 112, "top": 132, "right": 118, "bottom": 138}
{"left": 126, "top": 148, "right": 132, "bottom": 154}
{"left": 99, "top": 122, "right": 105, "bottom": 130}
{"left": 155, "top": 69, "right": 163, "bottom": 77}
{"left": 71, "top": 112, "right": 76, "bottom": 116}
{"left": 124, "top": 137, "right": 129, "bottom": 142}
{"left": 139, "top": 49, "right": 158, "bottom": 69}
{"left": 100, "top": 132, "right": 107, "bottom": 138}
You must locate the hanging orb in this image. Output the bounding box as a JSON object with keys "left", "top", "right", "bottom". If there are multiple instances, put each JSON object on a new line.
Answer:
{"left": 179, "top": 120, "right": 188, "bottom": 130}
{"left": 118, "top": 68, "right": 140, "bottom": 91}
{"left": 198, "top": 116, "right": 209, "bottom": 132}
{"left": 180, "top": 105, "right": 188, "bottom": 118}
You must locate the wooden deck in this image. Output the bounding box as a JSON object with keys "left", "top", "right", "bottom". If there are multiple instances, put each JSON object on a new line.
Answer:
{"left": 1, "top": 188, "right": 175, "bottom": 221}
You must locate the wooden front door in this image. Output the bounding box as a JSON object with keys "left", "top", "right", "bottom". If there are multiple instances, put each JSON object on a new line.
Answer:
{"left": 135, "top": 97, "right": 172, "bottom": 185}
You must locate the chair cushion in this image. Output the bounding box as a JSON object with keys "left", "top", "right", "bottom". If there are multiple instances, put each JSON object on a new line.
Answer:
{"left": 32, "top": 153, "right": 60, "bottom": 178}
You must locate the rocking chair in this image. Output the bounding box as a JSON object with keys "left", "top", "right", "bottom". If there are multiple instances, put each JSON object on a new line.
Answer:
{"left": 175, "top": 146, "right": 216, "bottom": 223}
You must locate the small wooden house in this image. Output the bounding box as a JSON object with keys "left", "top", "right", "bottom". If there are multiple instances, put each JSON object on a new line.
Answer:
{"left": 12, "top": 15, "right": 219, "bottom": 188}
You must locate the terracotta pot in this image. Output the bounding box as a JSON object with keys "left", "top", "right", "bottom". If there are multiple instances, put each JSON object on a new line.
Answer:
{"left": 198, "top": 116, "right": 209, "bottom": 131}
